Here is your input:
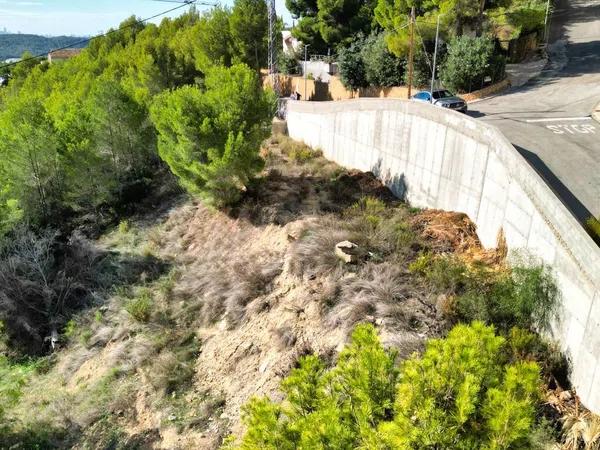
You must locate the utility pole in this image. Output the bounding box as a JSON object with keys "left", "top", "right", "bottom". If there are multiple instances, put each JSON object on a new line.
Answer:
{"left": 267, "top": 0, "right": 280, "bottom": 96}
{"left": 407, "top": 6, "right": 415, "bottom": 99}
{"left": 430, "top": 13, "right": 441, "bottom": 103}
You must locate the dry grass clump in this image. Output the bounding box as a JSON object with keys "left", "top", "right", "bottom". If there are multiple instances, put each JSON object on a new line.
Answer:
{"left": 329, "top": 262, "right": 434, "bottom": 333}
{"left": 287, "top": 217, "right": 364, "bottom": 279}
{"left": 278, "top": 136, "right": 323, "bottom": 163}
{"left": 156, "top": 205, "right": 287, "bottom": 329}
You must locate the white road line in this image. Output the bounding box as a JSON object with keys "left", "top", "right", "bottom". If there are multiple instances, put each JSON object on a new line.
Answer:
{"left": 524, "top": 117, "right": 592, "bottom": 123}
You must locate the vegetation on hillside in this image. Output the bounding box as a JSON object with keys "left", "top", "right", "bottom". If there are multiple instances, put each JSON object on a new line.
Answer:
{"left": 231, "top": 322, "right": 545, "bottom": 449}
{"left": 0, "top": 136, "right": 580, "bottom": 448}
{"left": 0, "top": 1, "right": 595, "bottom": 448}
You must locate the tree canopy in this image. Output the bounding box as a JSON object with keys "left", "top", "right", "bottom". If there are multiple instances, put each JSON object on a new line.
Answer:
{"left": 0, "top": 2, "right": 274, "bottom": 235}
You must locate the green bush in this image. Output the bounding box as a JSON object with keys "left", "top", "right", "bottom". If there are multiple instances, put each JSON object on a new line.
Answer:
{"left": 456, "top": 264, "right": 559, "bottom": 332}
{"left": 150, "top": 64, "right": 274, "bottom": 207}
{"left": 409, "top": 253, "right": 470, "bottom": 293}
{"left": 125, "top": 291, "right": 153, "bottom": 322}
{"left": 338, "top": 39, "right": 368, "bottom": 91}
{"left": 441, "top": 36, "right": 504, "bottom": 92}
{"left": 229, "top": 322, "right": 543, "bottom": 449}
{"left": 380, "top": 322, "right": 541, "bottom": 449}
{"left": 410, "top": 252, "right": 559, "bottom": 333}
{"left": 278, "top": 51, "right": 300, "bottom": 75}
{"left": 361, "top": 33, "right": 405, "bottom": 87}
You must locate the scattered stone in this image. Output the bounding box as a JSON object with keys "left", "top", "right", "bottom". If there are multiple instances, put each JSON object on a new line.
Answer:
{"left": 168, "top": 414, "right": 177, "bottom": 421}
{"left": 335, "top": 240, "right": 359, "bottom": 263}
{"left": 559, "top": 391, "right": 573, "bottom": 402}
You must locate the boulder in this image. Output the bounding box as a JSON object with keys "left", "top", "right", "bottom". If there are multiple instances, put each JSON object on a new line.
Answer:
{"left": 335, "top": 240, "right": 359, "bottom": 264}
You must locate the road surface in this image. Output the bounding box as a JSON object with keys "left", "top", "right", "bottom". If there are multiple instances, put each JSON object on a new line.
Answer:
{"left": 469, "top": 0, "right": 600, "bottom": 224}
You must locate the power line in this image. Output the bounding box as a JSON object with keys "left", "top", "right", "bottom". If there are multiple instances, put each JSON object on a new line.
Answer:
{"left": 0, "top": 1, "right": 207, "bottom": 71}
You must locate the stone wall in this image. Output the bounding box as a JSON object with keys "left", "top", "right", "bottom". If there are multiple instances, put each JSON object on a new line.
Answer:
{"left": 286, "top": 98, "right": 600, "bottom": 413}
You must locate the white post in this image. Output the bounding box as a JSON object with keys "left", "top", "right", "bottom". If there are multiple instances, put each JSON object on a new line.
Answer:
{"left": 543, "top": 0, "right": 551, "bottom": 47}
{"left": 304, "top": 44, "right": 310, "bottom": 101}
{"left": 430, "top": 14, "right": 441, "bottom": 103}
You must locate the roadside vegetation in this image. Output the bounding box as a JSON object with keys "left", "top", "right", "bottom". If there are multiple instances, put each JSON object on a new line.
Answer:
{"left": 287, "top": 0, "right": 547, "bottom": 92}
{"left": 0, "top": 0, "right": 597, "bottom": 448}
{"left": 0, "top": 135, "right": 592, "bottom": 448}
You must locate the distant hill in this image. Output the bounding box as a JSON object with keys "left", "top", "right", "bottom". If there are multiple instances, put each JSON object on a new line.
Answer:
{"left": 0, "top": 34, "right": 87, "bottom": 61}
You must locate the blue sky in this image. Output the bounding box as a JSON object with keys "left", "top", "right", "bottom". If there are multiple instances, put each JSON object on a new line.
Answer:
{"left": 0, "top": 0, "right": 292, "bottom": 36}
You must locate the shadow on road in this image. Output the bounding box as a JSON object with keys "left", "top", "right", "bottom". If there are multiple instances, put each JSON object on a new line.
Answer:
{"left": 514, "top": 145, "right": 595, "bottom": 227}
{"left": 466, "top": 110, "right": 486, "bottom": 118}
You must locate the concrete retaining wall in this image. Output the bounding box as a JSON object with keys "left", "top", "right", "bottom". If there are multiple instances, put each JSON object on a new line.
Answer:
{"left": 287, "top": 98, "right": 600, "bottom": 413}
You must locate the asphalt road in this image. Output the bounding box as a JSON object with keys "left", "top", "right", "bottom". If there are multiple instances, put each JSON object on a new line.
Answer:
{"left": 468, "top": 0, "right": 600, "bottom": 223}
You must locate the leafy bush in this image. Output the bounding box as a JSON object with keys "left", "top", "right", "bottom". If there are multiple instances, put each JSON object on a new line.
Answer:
{"left": 441, "top": 35, "right": 504, "bottom": 92}
{"left": 411, "top": 252, "right": 559, "bottom": 333}
{"left": 456, "top": 264, "right": 559, "bottom": 332}
{"left": 279, "top": 138, "right": 321, "bottom": 163}
{"left": 231, "top": 324, "right": 398, "bottom": 449}
{"left": 361, "top": 33, "right": 405, "bottom": 87}
{"left": 338, "top": 39, "right": 368, "bottom": 91}
{"left": 278, "top": 51, "right": 300, "bottom": 75}
{"left": 230, "top": 322, "right": 543, "bottom": 449}
{"left": 150, "top": 64, "right": 274, "bottom": 207}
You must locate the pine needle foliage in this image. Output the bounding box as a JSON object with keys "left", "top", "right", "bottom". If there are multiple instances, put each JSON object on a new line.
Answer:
{"left": 229, "top": 322, "right": 543, "bottom": 449}
{"left": 150, "top": 64, "right": 274, "bottom": 207}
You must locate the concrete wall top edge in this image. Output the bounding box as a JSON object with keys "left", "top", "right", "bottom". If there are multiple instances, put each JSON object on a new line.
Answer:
{"left": 287, "top": 99, "right": 600, "bottom": 291}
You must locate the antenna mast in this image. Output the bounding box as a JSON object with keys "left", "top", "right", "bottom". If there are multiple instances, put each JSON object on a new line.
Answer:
{"left": 268, "top": 0, "right": 280, "bottom": 96}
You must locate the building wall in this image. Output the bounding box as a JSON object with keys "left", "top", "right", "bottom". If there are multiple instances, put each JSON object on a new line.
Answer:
{"left": 287, "top": 98, "right": 600, "bottom": 413}
{"left": 265, "top": 74, "right": 508, "bottom": 103}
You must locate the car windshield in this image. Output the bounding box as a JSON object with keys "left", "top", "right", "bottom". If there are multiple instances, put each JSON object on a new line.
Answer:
{"left": 432, "top": 90, "right": 454, "bottom": 99}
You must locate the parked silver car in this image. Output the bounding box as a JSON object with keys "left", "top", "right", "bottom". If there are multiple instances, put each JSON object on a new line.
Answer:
{"left": 411, "top": 89, "right": 467, "bottom": 112}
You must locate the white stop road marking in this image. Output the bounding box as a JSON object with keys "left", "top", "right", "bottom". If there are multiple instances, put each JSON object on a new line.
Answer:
{"left": 545, "top": 123, "right": 597, "bottom": 134}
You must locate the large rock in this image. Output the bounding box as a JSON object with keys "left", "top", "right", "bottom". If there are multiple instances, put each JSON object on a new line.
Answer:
{"left": 335, "top": 240, "right": 359, "bottom": 264}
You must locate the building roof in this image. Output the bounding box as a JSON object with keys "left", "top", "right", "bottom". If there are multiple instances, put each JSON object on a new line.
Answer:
{"left": 48, "top": 48, "right": 82, "bottom": 59}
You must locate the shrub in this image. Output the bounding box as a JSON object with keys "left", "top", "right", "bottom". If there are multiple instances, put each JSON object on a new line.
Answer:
{"left": 125, "top": 291, "right": 153, "bottom": 322}
{"left": 231, "top": 322, "right": 544, "bottom": 449}
{"left": 279, "top": 138, "right": 321, "bottom": 163}
{"left": 379, "top": 322, "right": 541, "bottom": 449}
{"left": 0, "top": 227, "right": 103, "bottom": 354}
{"left": 409, "top": 253, "right": 469, "bottom": 293}
{"left": 232, "top": 324, "right": 398, "bottom": 449}
{"left": 338, "top": 39, "right": 368, "bottom": 92}
{"left": 410, "top": 252, "right": 559, "bottom": 333}
{"left": 278, "top": 51, "right": 300, "bottom": 75}
{"left": 456, "top": 264, "right": 559, "bottom": 332}
{"left": 150, "top": 64, "right": 274, "bottom": 207}
{"left": 361, "top": 33, "right": 405, "bottom": 87}
{"left": 441, "top": 35, "right": 502, "bottom": 92}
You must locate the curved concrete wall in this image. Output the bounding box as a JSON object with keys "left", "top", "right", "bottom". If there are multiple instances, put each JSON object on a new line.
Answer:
{"left": 287, "top": 98, "right": 600, "bottom": 412}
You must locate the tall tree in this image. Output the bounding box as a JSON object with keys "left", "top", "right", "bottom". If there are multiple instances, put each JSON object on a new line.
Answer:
{"left": 150, "top": 64, "right": 274, "bottom": 207}
{"left": 230, "top": 0, "right": 269, "bottom": 70}
{"left": 287, "top": 0, "right": 378, "bottom": 53}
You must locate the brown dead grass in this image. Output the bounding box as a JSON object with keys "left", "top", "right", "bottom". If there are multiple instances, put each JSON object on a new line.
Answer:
{"left": 411, "top": 209, "right": 508, "bottom": 267}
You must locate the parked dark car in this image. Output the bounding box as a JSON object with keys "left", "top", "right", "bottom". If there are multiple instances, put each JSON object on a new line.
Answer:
{"left": 411, "top": 89, "right": 467, "bottom": 112}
